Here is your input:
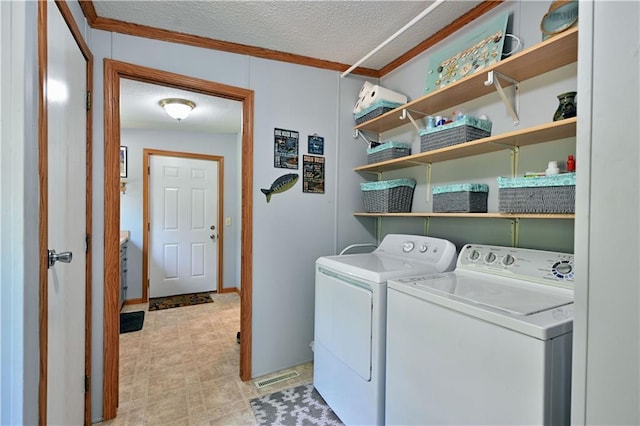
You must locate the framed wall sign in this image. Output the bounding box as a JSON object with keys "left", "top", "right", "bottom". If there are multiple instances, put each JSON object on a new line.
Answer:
{"left": 120, "top": 146, "right": 128, "bottom": 178}
{"left": 303, "top": 155, "right": 325, "bottom": 194}
{"left": 308, "top": 134, "right": 324, "bottom": 155}
{"left": 274, "top": 128, "right": 299, "bottom": 169}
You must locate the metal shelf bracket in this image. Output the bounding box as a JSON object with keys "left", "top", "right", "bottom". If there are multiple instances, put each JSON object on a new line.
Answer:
{"left": 484, "top": 70, "right": 520, "bottom": 126}
{"left": 510, "top": 218, "right": 520, "bottom": 247}
{"left": 400, "top": 109, "right": 423, "bottom": 133}
{"left": 425, "top": 163, "right": 433, "bottom": 202}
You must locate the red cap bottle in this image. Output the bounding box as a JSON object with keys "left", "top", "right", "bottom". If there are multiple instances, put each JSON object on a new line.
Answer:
{"left": 567, "top": 155, "right": 576, "bottom": 172}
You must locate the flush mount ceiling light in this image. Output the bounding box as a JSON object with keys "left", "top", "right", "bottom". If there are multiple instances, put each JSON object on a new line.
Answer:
{"left": 159, "top": 98, "right": 196, "bottom": 121}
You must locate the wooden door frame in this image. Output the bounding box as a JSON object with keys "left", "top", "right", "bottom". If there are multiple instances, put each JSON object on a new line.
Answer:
{"left": 143, "top": 149, "right": 225, "bottom": 298}
{"left": 37, "top": 1, "right": 94, "bottom": 425}
{"left": 103, "top": 59, "right": 254, "bottom": 420}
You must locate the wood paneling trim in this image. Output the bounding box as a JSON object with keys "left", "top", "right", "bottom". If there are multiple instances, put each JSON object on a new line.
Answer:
{"left": 123, "top": 298, "right": 145, "bottom": 306}
{"left": 37, "top": 2, "right": 48, "bottom": 424}
{"left": 78, "top": 0, "right": 97, "bottom": 25}
{"left": 240, "top": 93, "right": 254, "bottom": 381}
{"left": 86, "top": 15, "right": 379, "bottom": 78}
{"left": 141, "top": 149, "right": 224, "bottom": 299}
{"left": 379, "top": 0, "right": 505, "bottom": 77}
{"left": 220, "top": 287, "right": 240, "bottom": 294}
{"left": 104, "top": 59, "right": 254, "bottom": 419}
{"left": 52, "top": 3, "right": 94, "bottom": 424}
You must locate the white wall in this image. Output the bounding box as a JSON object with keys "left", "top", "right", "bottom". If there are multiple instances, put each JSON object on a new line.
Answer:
{"left": 120, "top": 129, "right": 241, "bottom": 299}
{"left": 89, "top": 29, "right": 366, "bottom": 420}
{"left": 0, "top": 2, "right": 40, "bottom": 424}
{"left": 378, "top": 0, "right": 576, "bottom": 253}
{"left": 572, "top": 1, "right": 640, "bottom": 424}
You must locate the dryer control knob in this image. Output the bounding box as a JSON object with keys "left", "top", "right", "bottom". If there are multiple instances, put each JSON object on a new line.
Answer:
{"left": 419, "top": 244, "right": 429, "bottom": 253}
{"left": 502, "top": 254, "right": 516, "bottom": 266}
{"left": 403, "top": 241, "right": 415, "bottom": 253}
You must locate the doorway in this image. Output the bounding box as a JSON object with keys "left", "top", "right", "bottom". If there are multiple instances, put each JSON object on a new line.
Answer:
{"left": 103, "top": 59, "right": 254, "bottom": 420}
{"left": 145, "top": 149, "right": 224, "bottom": 297}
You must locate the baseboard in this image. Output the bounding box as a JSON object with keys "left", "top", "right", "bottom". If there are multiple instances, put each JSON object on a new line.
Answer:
{"left": 123, "top": 297, "right": 145, "bottom": 305}
{"left": 220, "top": 287, "right": 240, "bottom": 295}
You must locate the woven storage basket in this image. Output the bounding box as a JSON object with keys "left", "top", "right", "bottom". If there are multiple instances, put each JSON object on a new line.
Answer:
{"left": 354, "top": 100, "right": 404, "bottom": 125}
{"left": 367, "top": 142, "right": 411, "bottom": 164}
{"left": 361, "top": 179, "right": 416, "bottom": 213}
{"left": 498, "top": 173, "right": 576, "bottom": 213}
{"left": 433, "top": 183, "right": 489, "bottom": 213}
{"left": 420, "top": 116, "right": 492, "bottom": 152}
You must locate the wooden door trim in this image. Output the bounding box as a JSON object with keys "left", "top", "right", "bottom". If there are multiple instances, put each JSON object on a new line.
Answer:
{"left": 38, "top": 1, "right": 94, "bottom": 424}
{"left": 103, "top": 59, "right": 254, "bottom": 420}
{"left": 142, "top": 149, "right": 225, "bottom": 300}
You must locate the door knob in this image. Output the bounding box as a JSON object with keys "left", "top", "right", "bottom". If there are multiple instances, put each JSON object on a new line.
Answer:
{"left": 210, "top": 225, "right": 216, "bottom": 230}
{"left": 48, "top": 249, "right": 73, "bottom": 268}
{"left": 210, "top": 234, "right": 216, "bottom": 240}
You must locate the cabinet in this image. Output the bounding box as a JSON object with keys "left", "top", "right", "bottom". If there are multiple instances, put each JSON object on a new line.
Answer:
{"left": 354, "top": 27, "right": 577, "bottom": 222}
{"left": 120, "top": 240, "right": 128, "bottom": 310}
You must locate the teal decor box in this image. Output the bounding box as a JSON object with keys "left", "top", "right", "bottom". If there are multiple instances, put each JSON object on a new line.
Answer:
{"left": 433, "top": 183, "right": 489, "bottom": 213}
{"left": 420, "top": 116, "right": 492, "bottom": 152}
{"left": 361, "top": 179, "right": 416, "bottom": 213}
{"left": 367, "top": 142, "right": 411, "bottom": 164}
{"left": 498, "top": 173, "right": 576, "bottom": 213}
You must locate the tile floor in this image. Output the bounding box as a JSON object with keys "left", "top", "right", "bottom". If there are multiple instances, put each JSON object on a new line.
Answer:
{"left": 99, "top": 292, "right": 313, "bottom": 425}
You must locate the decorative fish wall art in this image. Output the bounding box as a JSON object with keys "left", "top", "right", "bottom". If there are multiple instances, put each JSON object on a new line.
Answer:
{"left": 261, "top": 173, "right": 299, "bottom": 203}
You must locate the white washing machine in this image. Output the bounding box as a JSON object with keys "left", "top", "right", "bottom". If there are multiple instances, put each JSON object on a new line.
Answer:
{"left": 386, "top": 244, "right": 575, "bottom": 425}
{"left": 313, "top": 234, "right": 457, "bottom": 425}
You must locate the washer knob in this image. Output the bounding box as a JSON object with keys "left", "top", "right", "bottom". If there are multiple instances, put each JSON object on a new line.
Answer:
{"left": 502, "top": 254, "right": 516, "bottom": 266}
{"left": 403, "top": 241, "right": 415, "bottom": 253}
{"left": 419, "top": 244, "right": 429, "bottom": 253}
{"left": 484, "top": 252, "right": 497, "bottom": 264}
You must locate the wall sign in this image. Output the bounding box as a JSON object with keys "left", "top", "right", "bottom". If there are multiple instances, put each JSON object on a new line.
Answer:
{"left": 303, "top": 155, "right": 325, "bottom": 194}
{"left": 120, "top": 146, "right": 128, "bottom": 178}
{"left": 308, "top": 134, "right": 324, "bottom": 155}
{"left": 274, "top": 128, "right": 299, "bottom": 169}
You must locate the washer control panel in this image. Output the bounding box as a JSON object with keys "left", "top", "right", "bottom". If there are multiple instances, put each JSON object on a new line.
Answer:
{"left": 458, "top": 244, "right": 574, "bottom": 288}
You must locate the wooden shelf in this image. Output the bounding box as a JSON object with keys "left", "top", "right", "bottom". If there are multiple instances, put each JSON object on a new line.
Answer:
{"left": 355, "top": 27, "right": 578, "bottom": 134}
{"left": 354, "top": 212, "right": 575, "bottom": 219}
{"left": 355, "top": 117, "right": 576, "bottom": 173}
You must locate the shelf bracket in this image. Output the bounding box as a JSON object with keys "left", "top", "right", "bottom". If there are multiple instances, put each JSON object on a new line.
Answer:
{"left": 424, "top": 217, "right": 430, "bottom": 236}
{"left": 511, "top": 146, "right": 520, "bottom": 178}
{"left": 399, "top": 109, "right": 423, "bottom": 133}
{"left": 353, "top": 129, "right": 373, "bottom": 147}
{"left": 510, "top": 218, "right": 520, "bottom": 247}
{"left": 484, "top": 70, "right": 520, "bottom": 126}
{"left": 425, "top": 163, "right": 432, "bottom": 202}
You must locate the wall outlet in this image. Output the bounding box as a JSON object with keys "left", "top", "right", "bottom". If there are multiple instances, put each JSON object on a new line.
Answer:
{"left": 225, "top": 217, "right": 232, "bottom": 226}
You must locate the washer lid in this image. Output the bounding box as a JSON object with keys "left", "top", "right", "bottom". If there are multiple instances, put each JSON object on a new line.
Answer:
{"left": 317, "top": 253, "right": 446, "bottom": 283}
{"left": 417, "top": 273, "right": 572, "bottom": 316}
{"left": 389, "top": 271, "right": 574, "bottom": 339}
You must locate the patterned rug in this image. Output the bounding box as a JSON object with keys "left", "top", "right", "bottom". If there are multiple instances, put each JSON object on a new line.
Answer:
{"left": 250, "top": 383, "right": 343, "bottom": 426}
{"left": 148, "top": 291, "right": 213, "bottom": 311}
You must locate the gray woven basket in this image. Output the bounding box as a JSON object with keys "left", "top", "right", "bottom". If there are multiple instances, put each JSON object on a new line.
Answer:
{"left": 421, "top": 125, "right": 490, "bottom": 152}
{"left": 355, "top": 106, "right": 396, "bottom": 125}
{"left": 433, "top": 191, "right": 488, "bottom": 213}
{"left": 368, "top": 146, "right": 411, "bottom": 164}
{"left": 362, "top": 185, "right": 415, "bottom": 213}
{"left": 499, "top": 186, "right": 575, "bottom": 213}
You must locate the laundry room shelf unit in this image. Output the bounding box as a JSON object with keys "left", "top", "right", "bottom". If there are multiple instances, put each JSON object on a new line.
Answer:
{"left": 353, "top": 26, "right": 578, "bottom": 231}
{"left": 355, "top": 27, "right": 578, "bottom": 134}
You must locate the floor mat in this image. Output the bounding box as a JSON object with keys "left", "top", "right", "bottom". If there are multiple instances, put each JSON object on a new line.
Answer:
{"left": 148, "top": 291, "right": 213, "bottom": 311}
{"left": 120, "top": 311, "right": 145, "bottom": 334}
{"left": 250, "top": 383, "right": 343, "bottom": 426}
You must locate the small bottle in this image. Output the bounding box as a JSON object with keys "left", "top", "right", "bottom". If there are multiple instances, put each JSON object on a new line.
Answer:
{"left": 567, "top": 155, "right": 576, "bottom": 172}
{"left": 426, "top": 116, "right": 436, "bottom": 129}
{"left": 545, "top": 161, "right": 560, "bottom": 176}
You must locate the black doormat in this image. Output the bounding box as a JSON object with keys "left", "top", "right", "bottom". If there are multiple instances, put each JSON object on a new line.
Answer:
{"left": 120, "top": 311, "right": 145, "bottom": 334}
{"left": 148, "top": 291, "right": 213, "bottom": 311}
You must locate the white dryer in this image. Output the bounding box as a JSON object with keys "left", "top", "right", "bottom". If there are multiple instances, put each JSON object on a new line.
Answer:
{"left": 386, "top": 244, "right": 575, "bottom": 425}
{"left": 313, "top": 234, "right": 457, "bottom": 425}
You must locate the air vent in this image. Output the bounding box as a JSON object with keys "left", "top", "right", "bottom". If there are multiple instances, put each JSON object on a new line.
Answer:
{"left": 253, "top": 370, "right": 299, "bottom": 389}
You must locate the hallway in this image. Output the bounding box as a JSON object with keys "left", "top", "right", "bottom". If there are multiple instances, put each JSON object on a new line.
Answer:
{"left": 100, "top": 293, "right": 313, "bottom": 425}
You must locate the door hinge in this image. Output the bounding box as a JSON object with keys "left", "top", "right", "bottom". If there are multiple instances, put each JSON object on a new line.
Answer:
{"left": 148, "top": 166, "right": 150, "bottom": 175}
{"left": 85, "top": 234, "right": 90, "bottom": 253}
{"left": 86, "top": 91, "right": 91, "bottom": 111}
{"left": 84, "top": 375, "right": 90, "bottom": 393}
{"left": 147, "top": 222, "right": 150, "bottom": 231}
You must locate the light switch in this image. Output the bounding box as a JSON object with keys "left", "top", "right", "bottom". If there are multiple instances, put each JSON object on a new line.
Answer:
{"left": 225, "top": 217, "right": 232, "bottom": 226}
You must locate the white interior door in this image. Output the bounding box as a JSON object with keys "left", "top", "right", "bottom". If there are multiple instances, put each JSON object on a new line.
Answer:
{"left": 46, "top": 2, "right": 87, "bottom": 423}
{"left": 149, "top": 155, "right": 218, "bottom": 297}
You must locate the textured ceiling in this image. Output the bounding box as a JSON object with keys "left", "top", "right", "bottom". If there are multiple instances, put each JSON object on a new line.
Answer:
{"left": 92, "top": 0, "right": 483, "bottom": 70}
{"left": 100, "top": 1, "right": 485, "bottom": 134}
